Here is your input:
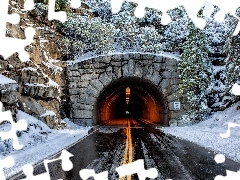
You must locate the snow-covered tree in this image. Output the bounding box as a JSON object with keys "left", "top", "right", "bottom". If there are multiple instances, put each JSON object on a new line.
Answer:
{"left": 161, "top": 6, "right": 191, "bottom": 52}
{"left": 178, "top": 23, "right": 212, "bottom": 122}
{"left": 57, "top": 14, "right": 114, "bottom": 59}
{"left": 81, "top": 0, "right": 112, "bottom": 21}
{"left": 111, "top": 1, "right": 163, "bottom": 53}
{"left": 205, "top": 14, "right": 238, "bottom": 55}
{"left": 224, "top": 31, "right": 240, "bottom": 92}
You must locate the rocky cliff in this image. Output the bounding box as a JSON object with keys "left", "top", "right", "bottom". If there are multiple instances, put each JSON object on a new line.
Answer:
{"left": 0, "top": 0, "right": 90, "bottom": 128}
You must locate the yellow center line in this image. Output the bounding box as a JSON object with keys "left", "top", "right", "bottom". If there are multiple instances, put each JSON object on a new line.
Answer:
{"left": 120, "top": 119, "right": 133, "bottom": 180}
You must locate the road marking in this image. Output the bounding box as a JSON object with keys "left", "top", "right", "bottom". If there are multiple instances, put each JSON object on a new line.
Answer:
{"left": 120, "top": 119, "right": 133, "bottom": 180}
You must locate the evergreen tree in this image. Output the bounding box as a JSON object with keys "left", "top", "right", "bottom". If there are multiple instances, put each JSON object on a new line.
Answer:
{"left": 178, "top": 23, "right": 212, "bottom": 123}
{"left": 57, "top": 14, "right": 115, "bottom": 59}
{"left": 162, "top": 6, "right": 191, "bottom": 52}
{"left": 224, "top": 32, "right": 240, "bottom": 95}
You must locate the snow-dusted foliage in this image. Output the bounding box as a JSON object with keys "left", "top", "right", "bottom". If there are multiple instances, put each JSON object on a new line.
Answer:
{"left": 57, "top": 14, "right": 115, "bottom": 59}
{"left": 81, "top": 0, "right": 112, "bottom": 21}
{"left": 224, "top": 32, "right": 240, "bottom": 93}
{"left": 207, "top": 65, "right": 235, "bottom": 111}
{"left": 178, "top": 23, "right": 212, "bottom": 123}
{"left": 42, "top": 0, "right": 70, "bottom": 11}
{"left": 205, "top": 14, "right": 238, "bottom": 55}
{"left": 111, "top": 1, "right": 163, "bottom": 53}
{"left": 161, "top": 6, "right": 191, "bottom": 52}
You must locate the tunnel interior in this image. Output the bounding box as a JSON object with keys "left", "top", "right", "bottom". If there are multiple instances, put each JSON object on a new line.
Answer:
{"left": 94, "top": 77, "right": 168, "bottom": 125}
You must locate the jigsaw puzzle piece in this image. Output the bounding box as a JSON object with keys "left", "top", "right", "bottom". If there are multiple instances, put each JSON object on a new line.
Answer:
{"left": 57, "top": 149, "right": 74, "bottom": 171}
{"left": 24, "top": 0, "right": 34, "bottom": 11}
{"left": 79, "top": 169, "right": 109, "bottom": 180}
{"left": 22, "top": 164, "right": 50, "bottom": 180}
{"left": 204, "top": 0, "right": 240, "bottom": 35}
{"left": 111, "top": 0, "right": 208, "bottom": 28}
{"left": 0, "top": 102, "right": 28, "bottom": 150}
{"left": 48, "top": 0, "right": 82, "bottom": 22}
{"left": 0, "top": 0, "right": 35, "bottom": 61}
{"left": 0, "top": 156, "right": 14, "bottom": 180}
{"left": 48, "top": 0, "right": 67, "bottom": 22}
{"left": 0, "top": 27, "right": 35, "bottom": 62}
{"left": 215, "top": 170, "right": 240, "bottom": 180}
{"left": 220, "top": 122, "right": 240, "bottom": 138}
{"left": 21, "top": 150, "right": 74, "bottom": 180}
{"left": 116, "top": 159, "right": 158, "bottom": 180}
{"left": 0, "top": 0, "right": 20, "bottom": 36}
{"left": 70, "top": 0, "right": 82, "bottom": 9}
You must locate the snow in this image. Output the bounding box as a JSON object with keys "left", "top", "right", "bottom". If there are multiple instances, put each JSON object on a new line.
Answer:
{"left": 40, "top": 110, "right": 56, "bottom": 117}
{"left": 46, "top": 78, "right": 59, "bottom": 87}
{"left": 1, "top": 111, "right": 90, "bottom": 179}
{"left": 72, "top": 51, "right": 180, "bottom": 64}
{"left": 212, "top": 65, "right": 226, "bottom": 74}
{"left": 25, "top": 83, "right": 48, "bottom": 87}
{"left": 161, "top": 103, "right": 240, "bottom": 163}
{"left": 0, "top": 74, "right": 16, "bottom": 85}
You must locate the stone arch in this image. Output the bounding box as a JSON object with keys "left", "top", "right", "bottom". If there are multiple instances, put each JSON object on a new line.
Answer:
{"left": 67, "top": 53, "right": 187, "bottom": 126}
{"left": 94, "top": 77, "right": 168, "bottom": 125}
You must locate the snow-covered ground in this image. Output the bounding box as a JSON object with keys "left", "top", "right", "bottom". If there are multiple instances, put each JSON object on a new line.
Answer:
{"left": 0, "top": 111, "right": 90, "bottom": 179}
{"left": 161, "top": 103, "right": 240, "bottom": 163}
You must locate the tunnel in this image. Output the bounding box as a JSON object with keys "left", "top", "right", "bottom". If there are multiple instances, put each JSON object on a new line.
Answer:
{"left": 94, "top": 77, "right": 168, "bottom": 125}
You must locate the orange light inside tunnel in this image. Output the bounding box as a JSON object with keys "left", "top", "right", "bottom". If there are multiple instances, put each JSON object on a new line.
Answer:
{"left": 126, "top": 87, "right": 130, "bottom": 105}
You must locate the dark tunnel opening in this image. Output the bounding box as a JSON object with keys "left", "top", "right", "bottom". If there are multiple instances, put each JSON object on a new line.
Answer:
{"left": 94, "top": 77, "right": 168, "bottom": 125}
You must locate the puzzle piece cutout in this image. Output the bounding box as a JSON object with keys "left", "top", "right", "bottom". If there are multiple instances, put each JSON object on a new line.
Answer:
{"left": 111, "top": 0, "right": 240, "bottom": 35}
{"left": 0, "top": 0, "right": 82, "bottom": 62}
{"left": 116, "top": 159, "right": 158, "bottom": 180}
{"left": 21, "top": 150, "right": 74, "bottom": 180}
{"left": 215, "top": 170, "right": 240, "bottom": 180}
{"left": 214, "top": 154, "right": 240, "bottom": 179}
{"left": 220, "top": 122, "right": 240, "bottom": 138}
{"left": 231, "top": 83, "right": 240, "bottom": 95}
{"left": 0, "top": 101, "right": 27, "bottom": 150}
{"left": 0, "top": 156, "right": 14, "bottom": 180}
{"left": 48, "top": 0, "right": 81, "bottom": 22}
{"left": 0, "top": 0, "right": 35, "bottom": 62}
{"left": 79, "top": 169, "right": 108, "bottom": 180}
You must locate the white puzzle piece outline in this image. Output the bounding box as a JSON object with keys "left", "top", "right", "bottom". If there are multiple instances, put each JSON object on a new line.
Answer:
{"left": 111, "top": 0, "right": 240, "bottom": 35}
{"left": 0, "top": 102, "right": 28, "bottom": 150}
{"left": 21, "top": 150, "right": 74, "bottom": 180}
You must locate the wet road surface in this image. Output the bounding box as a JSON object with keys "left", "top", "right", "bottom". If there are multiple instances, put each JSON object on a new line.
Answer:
{"left": 11, "top": 118, "right": 240, "bottom": 180}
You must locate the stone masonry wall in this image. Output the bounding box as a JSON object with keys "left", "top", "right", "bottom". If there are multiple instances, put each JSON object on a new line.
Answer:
{"left": 67, "top": 53, "right": 188, "bottom": 126}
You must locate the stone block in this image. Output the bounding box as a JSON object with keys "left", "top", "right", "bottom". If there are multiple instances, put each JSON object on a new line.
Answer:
{"left": 91, "top": 79, "right": 104, "bottom": 92}
{"left": 134, "top": 66, "right": 143, "bottom": 78}
{"left": 162, "top": 71, "right": 172, "bottom": 79}
{"left": 72, "top": 71, "right": 80, "bottom": 77}
{"left": 72, "top": 109, "right": 92, "bottom": 119}
{"left": 103, "top": 55, "right": 112, "bottom": 63}
{"left": 128, "top": 59, "right": 134, "bottom": 76}
{"left": 153, "top": 56, "right": 164, "bottom": 63}
{"left": 86, "top": 86, "right": 98, "bottom": 97}
{"left": 79, "top": 94, "right": 96, "bottom": 105}
{"left": 99, "top": 72, "right": 112, "bottom": 86}
{"left": 165, "top": 58, "right": 177, "bottom": 66}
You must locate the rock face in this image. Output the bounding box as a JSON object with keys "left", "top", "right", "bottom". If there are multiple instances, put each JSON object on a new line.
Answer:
{"left": 67, "top": 53, "right": 188, "bottom": 126}
{"left": 0, "top": 74, "right": 18, "bottom": 121}
{"left": 0, "top": 1, "right": 68, "bottom": 128}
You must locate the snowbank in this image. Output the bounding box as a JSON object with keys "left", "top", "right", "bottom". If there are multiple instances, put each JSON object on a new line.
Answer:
{"left": 0, "top": 111, "right": 90, "bottom": 179}
{"left": 161, "top": 103, "right": 240, "bottom": 162}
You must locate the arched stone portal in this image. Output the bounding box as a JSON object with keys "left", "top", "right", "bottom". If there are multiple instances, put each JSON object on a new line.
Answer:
{"left": 95, "top": 77, "right": 168, "bottom": 125}
{"left": 66, "top": 53, "right": 188, "bottom": 126}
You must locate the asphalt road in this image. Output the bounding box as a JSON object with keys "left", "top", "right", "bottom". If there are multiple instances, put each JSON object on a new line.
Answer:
{"left": 11, "top": 118, "right": 240, "bottom": 180}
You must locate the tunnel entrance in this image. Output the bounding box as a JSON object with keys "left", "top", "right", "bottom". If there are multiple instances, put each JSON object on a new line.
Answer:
{"left": 94, "top": 77, "right": 168, "bottom": 125}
